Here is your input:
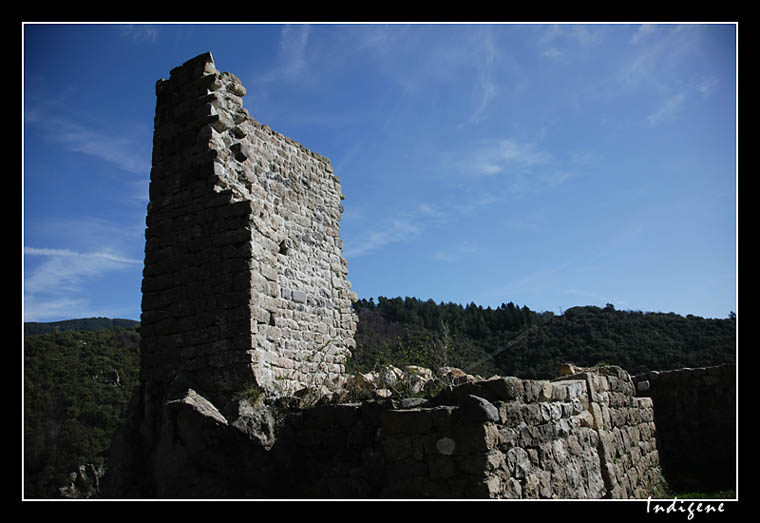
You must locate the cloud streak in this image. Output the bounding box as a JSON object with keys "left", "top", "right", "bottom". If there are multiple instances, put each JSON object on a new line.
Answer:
{"left": 343, "top": 217, "right": 423, "bottom": 259}
{"left": 432, "top": 241, "right": 479, "bottom": 263}
{"left": 461, "top": 138, "right": 555, "bottom": 181}
{"left": 619, "top": 24, "right": 704, "bottom": 90}
{"left": 24, "top": 246, "right": 142, "bottom": 265}
{"left": 538, "top": 23, "right": 602, "bottom": 62}
{"left": 458, "top": 28, "right": 500, "bottom": 126}
{"left": 23, "top": 246, "right": 142, "bottom": 321}
{"left": 630, "top": 24, "right": 656, "bottom": 44}
{"left": 344, "top": 132, "right": 591, "bottom": 260}
{"left": 25, "top": 110, "right": 150, "bottom": 175}
{"left": 119, "top": 24, "right": 159, "bottom": 43}
{"left": 461, "top": 80, "right": 497, "bottom": 127}
{"left": 257, "top": 24, "right": 312, "bottom": 84}
{"left": 647, "top": 92, "right": 687, "bottom": 126}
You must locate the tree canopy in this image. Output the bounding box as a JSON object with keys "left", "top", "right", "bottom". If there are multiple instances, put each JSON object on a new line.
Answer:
{"left": 349, "top": 298, "right": 736, "bottom": 380}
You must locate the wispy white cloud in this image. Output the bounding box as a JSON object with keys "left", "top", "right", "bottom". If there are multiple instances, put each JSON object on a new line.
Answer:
{"left": 119, "top": 24, "right": 159, "bottom": 43}
{"left": 338, "top": 25, "right": 504, "bottom": 128}
{"left": 538, "top": 23, "right": 602, "bottom": 62}
{"left": 432, "top": 241, "right": 479, "bottom": 263}
{"left": 570, "top": 151, "right": 595, "bottom": 166}
{"left": 456, "top": 28, "right": 502, "bottom": 127}
{"left": 344, "top": 132, "right": 593, "bottom": 260}
{"left": 537, "top": 169, "right": 574, "bottom": 187}
{"left": 495, "top": 139, "right": 551, "bottom": 168}
{"left": 618, "top": 24, "right": 703, "bottom": 90}
{"left": 630, "top": 24, "right": 656, "bottom": 44}
{"left": 24, "top": 246, "right": 141, "bottom": 294}
{"left": 697, "top": 76, "right": 720, "bottom": 97}
{"left": 343, "top": 217, "right": 423, "bottom": 259}
{"left": 24, "top": 246, "right": 142, "bottom": 266}
{"left": 464, "top": 138, "right": 552, "bottom": 178}
{"left": 450, "top": 190, "right": 508, "bottom": 217}
{"left": 23, "top": 296, "right": 93, "bottom": 323}
{"left": 568, "top": 25, "right": 602, "bottom": 46}
{"left": 259, "top": 24, "right": 312, "bottom": 84}
{"left": 25, "top": 109, "right": 150, "bottom": 176}
{"left": 349, "top": 24, "right": 407, "bottom": 57}
{"left": 536, "top": 24, "right": 563, "bottom": 48}
{"left": 619, "top": 24, "right": 724, "bottom": 127}
{"left": 504, "top": 212, "right": 547, "bottom": 232}
{"left": 416, "top": 202, "right": 446, "bottom": 220}
{"left": 461, "top": 80, "right": 497, "bottom": 127}
{"left": 279, "top": 24, "right": 311, "bottom": 76}
{"left": 23, "top": 246, "right": 142, "bottom": 321}
{"left": 647, "top": 91, "right": 687, "bottom": 126}
{"left": 343, "top": 198, "right": 456, "bottom": 259}
{"left": 480, "top": 257, "right": 575, "bottom": 308}
{"left": 26, "top": 215, "right": 146, "bottom": 254}
{"left": 541, "top": 47, "right": 566, "bottom": 61}
{"left": 467, "top": 80, "right": 497, "bottom": 128}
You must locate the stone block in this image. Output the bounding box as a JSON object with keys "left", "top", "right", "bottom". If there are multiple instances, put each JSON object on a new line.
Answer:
{"left": 428, "top": 454, "right": 457, "bottom": 479}
{"left": 479, "top": 376, "right": 524, "bottom": 401}
{"left": 455, "top": 395, "right": 500, "bottom": 423}
{"left": 381, "top": 408, "right": 434, "bottom": 435}
{"left": 451, "top": 423, "right": 500, "bottom": 454}
{"left": 507, "top": 447, "right": 531, "bottom": 479}
{"left": 435, "top": 437, "right": 456, "bottom": 456}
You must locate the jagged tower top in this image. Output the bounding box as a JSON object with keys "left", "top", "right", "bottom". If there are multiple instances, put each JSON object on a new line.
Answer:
{"left": 140, "top": 51, "right": 357, "bottom": 401}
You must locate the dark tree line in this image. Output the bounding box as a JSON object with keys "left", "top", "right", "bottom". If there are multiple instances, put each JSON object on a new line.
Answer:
{"left": 24, "top": 317, "right": 139, "bottom": 336}
{"left": 348, "top": 297, "right": 538, "bottom": 377}
{"left": 349, "top": 298, "right": 736, "bottom": 380}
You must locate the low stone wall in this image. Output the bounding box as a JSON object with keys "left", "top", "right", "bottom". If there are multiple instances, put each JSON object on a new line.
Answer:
{"left": 104, "top": 366, "right": 663, "bottom": 499}
{"left": 376, "top": 378, "right": 611, "bottom": 498}
{"left": 251, "top": 366, "right": 663, "bottom": 499}
{"left": 633, "top": 363, "right": 736, "bottom": 491}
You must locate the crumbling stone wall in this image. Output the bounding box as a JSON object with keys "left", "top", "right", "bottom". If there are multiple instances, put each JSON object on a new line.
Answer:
{"left": 140, "top": 51, "right": 357, "bottom": 402}
{"left": 634, "top": 364, "right": 736, "bottom": 491}
{"left": 106, "top": 53, "right": 670, "bottom": 500}
{"left": 269, "top": 366, "right": 663, "bottom": 499}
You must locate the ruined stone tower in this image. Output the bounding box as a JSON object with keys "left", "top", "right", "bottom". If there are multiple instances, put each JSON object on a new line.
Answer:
{"left": 140, "top": 52, "right": 357, "bottom": 401}
{"left": 104, "top": 53, "right": 685, "bottom": 500}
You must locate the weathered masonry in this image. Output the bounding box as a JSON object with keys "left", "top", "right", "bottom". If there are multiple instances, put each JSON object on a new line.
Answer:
{"left": 139, "top": 51, "right": 357, "bottom": 403}
{"left": 278, "top": 366, "right": 665, "bottom": 499}
{"left": 106, "top": 362, "right": 666, "bottom": 498}
{"left": 103, "top": 53, "right": 733, "bottom": 500}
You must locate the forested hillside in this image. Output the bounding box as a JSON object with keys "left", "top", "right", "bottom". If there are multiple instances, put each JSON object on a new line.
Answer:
{"left": 22, "top": 300, "right": 735, "bottom": 497}
{"left": 24, "top": 317, "right": 140, "bottom": 336}
{"left": 23, "top": 326, "right": 140, "bottom": 498}
{"left": 349, "top": 297, "right": 736, "bottom": 379}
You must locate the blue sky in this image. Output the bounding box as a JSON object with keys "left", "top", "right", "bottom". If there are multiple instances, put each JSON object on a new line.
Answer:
{"left": 22, "top": 22, "right": 737, "bottom": 322}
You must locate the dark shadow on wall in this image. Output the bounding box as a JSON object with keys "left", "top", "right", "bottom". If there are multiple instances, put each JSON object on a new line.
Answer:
{"left": 634, "top": 364, "right": 736, "bottom": 493}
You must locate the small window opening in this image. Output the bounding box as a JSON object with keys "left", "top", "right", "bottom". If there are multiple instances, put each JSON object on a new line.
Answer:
{"left": 279, "top": 239, "right": 289, "bottom": 255}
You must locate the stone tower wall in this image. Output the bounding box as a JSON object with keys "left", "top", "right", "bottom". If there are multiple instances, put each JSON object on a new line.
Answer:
{"left": 139, "top": 52, "right": 357, "bottom": 400}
